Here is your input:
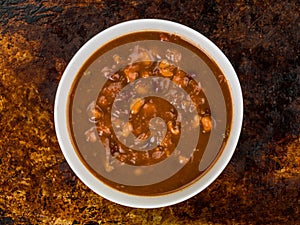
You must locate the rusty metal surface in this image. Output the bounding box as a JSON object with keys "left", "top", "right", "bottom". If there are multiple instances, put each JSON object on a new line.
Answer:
{"left": 0, "top": 0, "right": 299, "bottom": 224}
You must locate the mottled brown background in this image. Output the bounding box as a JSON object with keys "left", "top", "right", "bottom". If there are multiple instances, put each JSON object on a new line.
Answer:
{"left": 0, "top": 0, "right": 299, "bottom": 224}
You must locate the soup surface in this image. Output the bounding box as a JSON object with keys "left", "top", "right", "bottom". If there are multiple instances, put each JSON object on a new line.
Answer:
{"left": 69, "top": 31, "right": 232, "bottom": 195}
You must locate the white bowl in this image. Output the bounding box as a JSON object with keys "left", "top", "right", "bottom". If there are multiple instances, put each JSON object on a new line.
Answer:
{"left": 54, "top": 19, "right": 243, "bottom": 208}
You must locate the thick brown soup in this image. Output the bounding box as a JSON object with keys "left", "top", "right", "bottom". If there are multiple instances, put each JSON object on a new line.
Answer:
{"left": 68, "top": 31, "right": 233, "bottom": 195}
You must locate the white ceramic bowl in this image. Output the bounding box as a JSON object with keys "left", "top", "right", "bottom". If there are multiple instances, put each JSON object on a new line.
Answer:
{"left": 54, "top": 19, "right": 243, "bottom": 208}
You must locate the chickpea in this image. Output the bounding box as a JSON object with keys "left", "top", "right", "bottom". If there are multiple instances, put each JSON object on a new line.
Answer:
{"left": 159, "top": 59, "right": 170, "bottom": 69}
{"left": 167, "top": 121, "right": 180, "bottom": 135}
{"left": 160, "top": 68, "right": 173, "bottom": 77}
{"left": 173, "top": 70, "right": 187, "bottom": 87}
{"left": 97, "top": 96, "right": 108, "bottom": 107}
{"left": 140, "top": 71, "right": 150, "bottom": 78}
{"left": 201, "top": 116, "right": 212, "bottom": 132}
{"left": 159, "top": 59, "right": 175, "bottom": 77}
{"left": 124, "top": 65, "right": 139, "bottom": 83}
{"left": 130, "top": 98, "right": 145, "bottom": 115}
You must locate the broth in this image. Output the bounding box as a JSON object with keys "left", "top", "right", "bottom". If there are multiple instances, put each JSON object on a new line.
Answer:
{"left": 68, "top": 31, "right": 233, "bottom": 195}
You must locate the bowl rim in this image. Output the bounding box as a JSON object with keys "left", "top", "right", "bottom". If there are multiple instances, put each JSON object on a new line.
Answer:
{"left": 54, "top": 18, "right": 243, "bottom": 208}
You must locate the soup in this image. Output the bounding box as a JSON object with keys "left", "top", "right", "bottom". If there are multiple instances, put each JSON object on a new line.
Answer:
{"left": 68, "top": 31, "right": 232, "bottom": 195}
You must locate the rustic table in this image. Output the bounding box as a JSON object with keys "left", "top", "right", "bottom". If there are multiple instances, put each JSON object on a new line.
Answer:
{"left": 0, "top": 1, "right": 299, "bottom": 224}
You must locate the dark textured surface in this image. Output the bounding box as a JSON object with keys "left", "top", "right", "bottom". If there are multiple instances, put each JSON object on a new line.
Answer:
{"left": 0, "top": 0, "right": 299, "bottom": 224}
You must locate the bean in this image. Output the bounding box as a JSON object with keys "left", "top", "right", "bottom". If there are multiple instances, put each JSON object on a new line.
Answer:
{"left": 201, "top": 116, "right": 212, "bottom": 132}
{"left": 160, "top": 68, "right": 173, "bottom": 77}
{"left": 130, "top": 98, "right": 145, "bottom": 115}
{"left": 124, "top": 65, "right": 139, "bottom": 83}
{"left": 159, "top": 59, "right": 174, "bottom": 77}
{"left": 167, "top": 121, "right": 180, "bottom": 135}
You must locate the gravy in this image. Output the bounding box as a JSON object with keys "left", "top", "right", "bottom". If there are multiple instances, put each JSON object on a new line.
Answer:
{"left": 69, "top": 31, "right": 233, "bottom": 195}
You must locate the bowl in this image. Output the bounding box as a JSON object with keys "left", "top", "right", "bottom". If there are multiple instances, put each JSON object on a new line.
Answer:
{"left": 54, "top": 19, "right": 243, "bottom": 208}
